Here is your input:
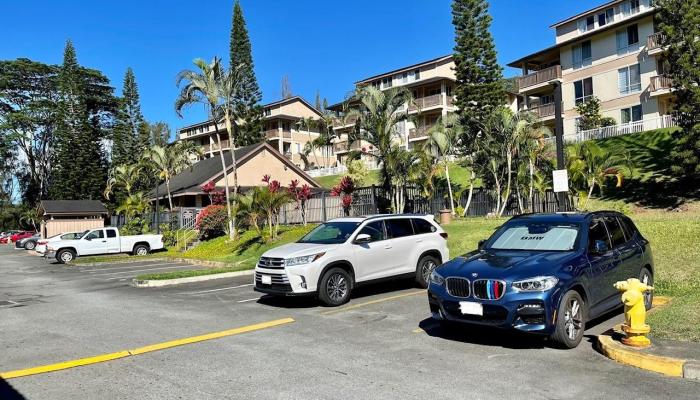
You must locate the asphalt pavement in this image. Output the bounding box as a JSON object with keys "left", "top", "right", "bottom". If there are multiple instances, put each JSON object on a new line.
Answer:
{"left": 0, "top": 245, "right": 697, "bottom": 399}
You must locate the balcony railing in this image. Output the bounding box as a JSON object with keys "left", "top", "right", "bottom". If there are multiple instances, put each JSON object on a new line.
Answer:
{"left": 556, "top": 115, "right": 678, "bottom": 144}
{"left": 526, "top": 103, "right": 556, "bottom": 119}
{"left": 333, "top": 141, "right": 363, "bottom": 152}
{"left": 650, "top": 75, "right": 673, "bottom": 92}
{"left": 332, "top": 115, "right": 358, "bottom": 128}
{"left": 408, "top": 126, "right": 433, "bottom": 140}
{"left": 205, "top": 140, "right": 230, "bottom": 152}
{"left": 517, "top": 65, "right": 562, "bottom": 91}
{"left": 408, "top": 94, "right": 444, "bottom": 111}
{"left": 265, "top": 129, "right": 292, "bottom": 139}
{"left": 647, "top": 32, "right": 666, "bottom": 52}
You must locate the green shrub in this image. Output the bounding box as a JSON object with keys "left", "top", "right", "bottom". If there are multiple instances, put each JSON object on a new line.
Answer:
{"left": 160, "top": 224, "right": 176, "bottom": 247}
{"left": 121, "top": 217, "right": 150, "bottom": 235}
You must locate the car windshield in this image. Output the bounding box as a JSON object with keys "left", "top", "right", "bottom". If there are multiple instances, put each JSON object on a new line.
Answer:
{"left": 487, "top": 222, "right": 580, "bottom": 251}
{"left": 297, "top": 222, "right": 360, "bottom": 244}
{"left": 61, "top": 231, "right": 86, "bottom": 240}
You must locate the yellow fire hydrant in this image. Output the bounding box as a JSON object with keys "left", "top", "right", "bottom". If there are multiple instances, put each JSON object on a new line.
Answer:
{"left": 614, "top": 278, "right": 654, "bottom": 348}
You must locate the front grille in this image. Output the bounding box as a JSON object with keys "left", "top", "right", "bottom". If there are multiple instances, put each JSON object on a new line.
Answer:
{"left": 446, "top": 277, "right": 470, "bottom": 298}
{"left": 257, "top": 257, "right": 285, "bottom": 269}
{"left": 255, "top": 272, "right": 292, "bottom": 292}
{"left": 472, "top": 279, "right": 506, "bottom": 300}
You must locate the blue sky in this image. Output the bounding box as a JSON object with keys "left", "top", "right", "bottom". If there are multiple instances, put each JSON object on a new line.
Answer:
{"left": 2, "top": 0, "right": 603, "bottom": 139}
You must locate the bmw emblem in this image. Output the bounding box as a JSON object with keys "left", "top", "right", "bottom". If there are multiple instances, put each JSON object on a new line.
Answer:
{"left": 471, "top": 272, "right": 478, "bottom": 278}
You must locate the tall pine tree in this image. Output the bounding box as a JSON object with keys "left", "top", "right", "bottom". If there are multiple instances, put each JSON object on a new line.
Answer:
{"left": 230, "top": 0, "right": 264, "bottom": 146}
{"left": 50, "top": 40, "right": 107, "bottom": 200}
{"left": 657, "top": 0, "right": 700, "bottom": 176}
{"left": 452, "top": 0, "right": 504, "bottom": 146}
{"left": 112, "top": 67, "right": 148, "bottom": 166}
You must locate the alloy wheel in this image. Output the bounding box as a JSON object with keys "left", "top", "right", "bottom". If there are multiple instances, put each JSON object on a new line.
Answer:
{"left": 60, "top": 252, "right": 73, "bottom": 263}
{"left": 421, "top": 260, "right": 437, "bottom": 284}
{"left": 563, "top": 298, "right": 583, "bottom": 341}
{"left": 136, "top": 247, "right": 147, "bottom": 256}
{"left": 326, "top": 273, "right": 348, "bottom": 303}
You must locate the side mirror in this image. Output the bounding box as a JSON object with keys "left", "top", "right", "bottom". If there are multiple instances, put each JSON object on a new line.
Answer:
{"left": 593, "top": 240, "right": 609, "bottom": 254}
{"left": 85, "top": 236, "right": 92, "bottom": 241}
{"left": 478, "top": 239, "right": 486, "bottom": 250}
{"left": 354, "top": 233, "right": 371, "bottom": 244}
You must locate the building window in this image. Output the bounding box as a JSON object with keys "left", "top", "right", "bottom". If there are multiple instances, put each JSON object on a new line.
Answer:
{"left": 616, "top": 24, "right": 639, "bottom": 55}
{"left": 264, "top": 108, "right": 271, "bottom": 116}
{"left": 574, "top": 77, "right": 593, "bottom": 105}
{"left": 578, "top": 15, "right": 595, "bottom": 33}
{"left": 382, "top": 77, "right": 392, "bottom": 89}
{"left": 572, "top": 40, "right": 592, "bottom": 69}
{"left": 621, "top": 0, "right": 641, "bottom": 17}
{"left": 372, "top": 81, "right": 381, "bottom": 90}
{"left": 621, "top": 105, "right": 642, "bottom": 123}
{"left": 598, "top": 8, "right": 614, "bottom": 26}
{"left": 618, "top": 64, "right": 641, "bottom": 94}
{"left": 401, "top": 72, "right": 408, "bottom": 84}
{"left": 414, "top": 69, "right": 421, "bottom": 80}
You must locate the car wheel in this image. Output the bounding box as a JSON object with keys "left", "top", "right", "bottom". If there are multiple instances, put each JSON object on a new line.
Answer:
{"left": 551, "top": 290, "right": 586, "bottom": 349}
{"left": 415, "top": 255, "right": 440, "bottom": 289}
{"left": 318, "top": 267, "right": 353, "bottom": 307}
{"left": 56, "top": 249, "right": 75, "bottom": 264}
{"left": 133, "top": 244, "right": 150, "bottom": 256}
{"left": 24, "top": 241, "right": 36, "bottom": 250}
{"left": 639, "top": 267, "right": 653, "bottom": 311}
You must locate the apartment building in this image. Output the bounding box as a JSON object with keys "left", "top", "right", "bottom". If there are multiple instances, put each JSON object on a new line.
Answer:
{"left": 177, "top": 96, "right": 335, "bottom": 170}
{"left": 508, "top": 0, "right": 674, "bottom": 139}
{"left": 327, "top": 55, "right": 457, "bottom": 167}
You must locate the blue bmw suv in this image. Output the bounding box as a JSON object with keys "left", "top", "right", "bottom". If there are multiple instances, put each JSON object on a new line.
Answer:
{"left": 428, "top": 211, "right": 653, "bottom": 348}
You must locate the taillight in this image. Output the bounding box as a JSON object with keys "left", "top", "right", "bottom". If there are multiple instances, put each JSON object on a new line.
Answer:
{"left": 440, "top": 232, "right": 448, "bottom": 239}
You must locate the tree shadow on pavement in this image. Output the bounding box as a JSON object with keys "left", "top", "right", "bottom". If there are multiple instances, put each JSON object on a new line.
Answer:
{"left": 0, "top": 378, "right": 27, "bottom": 400}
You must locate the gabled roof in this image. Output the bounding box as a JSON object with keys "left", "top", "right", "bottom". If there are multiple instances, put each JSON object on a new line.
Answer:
{"left": 151, "top": 142, "right": 319, "bottom": 199}
{"left": 39, "top": 200, "right": 108, "bottom": 215}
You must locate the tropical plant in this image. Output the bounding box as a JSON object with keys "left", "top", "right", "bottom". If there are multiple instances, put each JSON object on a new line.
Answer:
{"left": 201, "top": 181, "right": 226, "bottom": 205}
{"left": 19, "top": 207, "right": 41, "bottom": 231}
{"left": 345, "top": 159, "right": 369, "bottom": 186}
{"left": 425, "top": 113, "right": 462, "bottom": 215}
{"left": 103, "top": 163, "right": 142, "bottom": 201}
{"left": 567, "top": 141, "right": 633, "bottom": 209}
{"left": 142, "top": 143, "right": 198, "bottom": 211}
{"left": 330, "top": 176, "right": 355, "bottom": 216}
{"left": 115, "top": 192, "right": 150, "bottom": 219}
{"left": 260, "top": 175, "right": 291, "bottom": 239}
{"left": 175, "top": 57, "right": 246, "bottom": 240}
{"left": 195, "top": 204, "right": 228, "bottom": 240}
{"left": 287, "top": 179, "right": 312, "bottom": 226}
{"left": 296, "top": 116, "right": 320, "bottom": 168}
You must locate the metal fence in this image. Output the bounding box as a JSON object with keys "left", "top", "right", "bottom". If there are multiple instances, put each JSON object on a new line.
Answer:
{"left": 110, "top": 208, "right": 203, "bottom": 231}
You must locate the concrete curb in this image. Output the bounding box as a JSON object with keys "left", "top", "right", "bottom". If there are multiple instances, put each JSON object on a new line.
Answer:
{"left": 132, "top": 269, "right": 254, "bottom": 288}
{"left": 68, "top": 257, "right": 168, "bottom": 267}
{"left": 596, "top": 325, "right": 699, "bottom": 380}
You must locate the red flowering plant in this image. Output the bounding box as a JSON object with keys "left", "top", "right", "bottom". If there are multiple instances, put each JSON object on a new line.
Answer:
{"left": 201, "top": 181, "right": 226, "bottom": 205}
{"left": 262, "top": 174, "right": 281, "bottom": 193}
{"left": 288, "top": 179, "right": 313, "bottom": 226}
{"left": 195, "top": 204, "right": 228, "bottom": 240}
{"left": 330, "top": 176, "right": 355, "bottom": 216}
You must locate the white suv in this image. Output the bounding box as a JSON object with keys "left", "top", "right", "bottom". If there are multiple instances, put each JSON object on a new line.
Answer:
{"left": 254, "top": 214, "right": 450, "bottom": 306}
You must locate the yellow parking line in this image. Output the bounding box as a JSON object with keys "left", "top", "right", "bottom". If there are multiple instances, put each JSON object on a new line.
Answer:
{"left": 0, "top": 317, "right": 295, "bottom": 380}
{"left": 320, "top": 290, "right": 426, "bottom": 316}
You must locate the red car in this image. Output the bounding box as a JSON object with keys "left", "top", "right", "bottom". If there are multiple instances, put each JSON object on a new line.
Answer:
{"left": 1, "top": 231, "right": 36, "bottom": 244}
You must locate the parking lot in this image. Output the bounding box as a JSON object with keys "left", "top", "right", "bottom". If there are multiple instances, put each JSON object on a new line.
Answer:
{"left": 1, "top": 245, "right": 698, "bottom": 400}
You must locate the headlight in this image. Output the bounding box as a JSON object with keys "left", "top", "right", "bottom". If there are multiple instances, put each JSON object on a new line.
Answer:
{"left": 512, "top": 276, "right": 558, "bottom": 292}
{"left": 429, "top": 270, "right": 445, "bottom": 286}
{"left": 284, "top": 253, "right": 325, "bottom": 267}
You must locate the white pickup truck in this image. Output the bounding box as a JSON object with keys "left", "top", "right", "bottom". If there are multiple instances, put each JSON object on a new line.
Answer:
{"left": 46, "top": 227, "right": 164, "bottom": 263}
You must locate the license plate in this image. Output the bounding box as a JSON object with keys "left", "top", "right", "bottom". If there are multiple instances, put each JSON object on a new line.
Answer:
{"left": 261, "top": 275, "right": 272, "bottom": 285}
{"left": 459, "top": 301, "right": 483, "bottom": 316}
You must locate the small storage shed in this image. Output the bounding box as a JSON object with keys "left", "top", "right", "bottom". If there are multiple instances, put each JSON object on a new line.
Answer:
{"left": 39, "top": 200, "right": 109, "bottom": 239}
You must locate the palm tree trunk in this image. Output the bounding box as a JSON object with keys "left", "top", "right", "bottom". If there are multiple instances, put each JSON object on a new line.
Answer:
{"left": 491, "top": 169, "right": 501, "bottom": 216}
{"left": 165, "top": 179, "right": 174, "bottom": 211}
{"left": 444, "top": 161, "right": 456, "bottom": 216}
{"left": 224, "top": 112, "right": 240, "bottom": 241}
{"left": 499, "top": 153, "right": 513, "bottom": 217}
{"left": 212, "top": 121, "right": 233, "bottom": 240}
{"left": 584, "top": 178, "right": 596, "bottom": 210}
{"left": 516, "top": 183, "right": 524, "bottom": 214}
{"left": 462, "top": 169, "right": 475, "bottom": 217}
{"left": 528, "top": 159, "right": 535, "bottom": 212}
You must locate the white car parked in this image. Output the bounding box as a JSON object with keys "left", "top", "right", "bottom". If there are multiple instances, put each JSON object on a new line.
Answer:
{"left": 46, "top": 227, "right": 164, "bottom": 263}
{"left": 35, "top": 231, "right": 87, "bottom": 256}
{"left": 254, "top": 214, "right": 450, "bottom": 306}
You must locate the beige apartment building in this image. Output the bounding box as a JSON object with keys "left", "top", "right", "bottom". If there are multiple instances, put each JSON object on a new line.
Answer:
{"left": 327, "top": 55, "right": 458, "bottom": 167}
{"left": 508, "top": 0, "right": 674, "bottom": 139}
{"left": 178, "top": 96, "right": 335, "bottom": 170}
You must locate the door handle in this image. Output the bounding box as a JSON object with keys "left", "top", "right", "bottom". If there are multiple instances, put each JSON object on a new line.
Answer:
{"left": 101, "top": 240, "right": 107, "bottom": 243}
{"left": 416, "top": 239, "right": 423, "bottom": 243}
{"left": 384, "top": 245, "right": 393, "bottom": 249}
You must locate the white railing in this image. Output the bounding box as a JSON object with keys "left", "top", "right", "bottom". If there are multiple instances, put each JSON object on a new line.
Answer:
{"left": 307, "top": 161, "right": 382, "bottom": 178}
{"left": 548, "top": 115, "right": 677, "bottom": 144}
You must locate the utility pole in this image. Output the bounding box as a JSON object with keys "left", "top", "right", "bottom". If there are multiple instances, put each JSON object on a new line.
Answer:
{"left": 553, "top": 82, "right": 568, "bottom": 211}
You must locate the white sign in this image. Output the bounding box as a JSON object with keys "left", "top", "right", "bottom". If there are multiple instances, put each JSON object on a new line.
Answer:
{"left": 553, "top": 169, "right": 569, "bottom": 193}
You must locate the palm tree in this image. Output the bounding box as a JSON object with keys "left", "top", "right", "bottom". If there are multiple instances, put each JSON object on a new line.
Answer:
{"left": 19, "top": 207, "right": 40, "bottom": 231}
{"left": 103, "top": 164, "right": 142, "bottom": 200}
{"left": 568, "top": 141, "right": 632, "bottom": 209}
{"left": 296, "top": 116, "right": 320, "bottom": 167}
{"left": 116, "top": 193, "right": 151, "bottom": 219}
{"left": 175, "top": 57, "right": 246, "bottom": 240}
{"left": 142, "top": 143, "right": 197, "bottom": 211}
{"left": 345, "top": 86, "right": 415, "bottom": 207}
{"left": 425, "top": 113, "right": 462, "bottom": 215}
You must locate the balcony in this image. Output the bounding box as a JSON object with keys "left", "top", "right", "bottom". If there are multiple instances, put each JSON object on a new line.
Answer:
{"left": 408, "top": 94, "right": 444, "bottom": 112}
{"left": 525, "top": 103, "right": 556, "bottom": 120}
{"left": 265, "top": 129, "right": 292, "bottom": 139}
{"left": 408, "top": 126, "right": 432, "bottom": 141}
{"left": 650, "top": 75, "right": 673, "bottom": 96}
{"left": 517, "top": 65, "right": 562, "bottom": 93}
{"left": 333, "top": 140, "right": 363, "bottom": 153}
{"left": 332, "top": 115, "right": 358, "bottom": 129}
{"left": 205, "top": 140, "right": 231, "bottom": 153}
{"left": 647, "top": 32, "right": 666, "bottom": 55}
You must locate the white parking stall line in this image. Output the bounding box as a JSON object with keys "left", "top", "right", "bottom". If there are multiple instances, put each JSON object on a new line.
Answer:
{"left": 182, "top": 284, "right": 254, "bottom": 296}
{"left": 236, "top": 297, "right": 261, "bottom": 303}
{"left": 84, "top": 262, "right": 182, "bottom": 272}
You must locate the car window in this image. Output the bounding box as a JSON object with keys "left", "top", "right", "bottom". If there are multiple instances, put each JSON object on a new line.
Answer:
{"left": 357, "top": 221, "right": 385, "bottom": 242}
{"left": 412, "top": 218, "right": 437, "bottom": 234}
{"left": 85, "top": 230, "right": 104, "bottom": 240}
{"left": 297, "top": 222, "right": 360, "bottom": 244}
{"left": 604, "top": 216, "right": 626, "bottom": 248}
{"left": 385, "top": 219, "right": 414, "bottom": 239}
{"left": 588, "top": 218, "right": 611, "bottom": 253}
{"left": 106, "top": 229, "right": 117, "bottom": 238}
{"left": 489, "top": 223, "right": 579, "bottom": 251}
{"left": 619, "top": 217, "right": 636, "bottom": 241}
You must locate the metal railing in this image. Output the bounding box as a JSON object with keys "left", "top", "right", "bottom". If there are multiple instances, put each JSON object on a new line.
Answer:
{"left": 333, "top": 140, "right": 363, "bottom": 152}
{"left": 408, "top": 94, "right": 443, "bottom": 111}
{"left": 650, "top": 75, "right": 673, "bottom": 92}
{"left": 647, "top": 32, "right": 666, "bottom": 51}
{"left": 176, "top": 208, "right": 201, "bottom": 252}
{"left": 408, "top": 126, "right": 432, "bottom": 140}
{"left": 332, "top": 115, "right": 358, "bottom": 128}
{"left": 558, "top": 115, "right": 677, "bottom": 143}
{"left": 518, "top": 65, "right": 562, "bottom": 91}
{"left": 526, "top": 103, "right": 556, "bottom": 119}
